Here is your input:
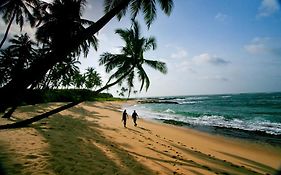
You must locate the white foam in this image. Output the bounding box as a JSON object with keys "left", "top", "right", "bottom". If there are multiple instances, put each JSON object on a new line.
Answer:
{"left": 164, "top": 109, "right": 176, "bottom": 113}
{"left": 124, "top": 105, "right": 281, "bottom": 135}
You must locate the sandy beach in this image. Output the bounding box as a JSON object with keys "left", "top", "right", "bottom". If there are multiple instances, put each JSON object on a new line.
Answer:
{"left": 0, "top": 101, "right": 281, "bottom": 175}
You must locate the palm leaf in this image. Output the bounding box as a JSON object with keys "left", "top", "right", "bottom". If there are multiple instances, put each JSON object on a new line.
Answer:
{"left": 144, "top": 59, "right": 167, "bottom": 74}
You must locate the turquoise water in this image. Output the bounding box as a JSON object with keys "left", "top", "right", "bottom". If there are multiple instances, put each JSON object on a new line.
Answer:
{"left": 126, "top": 92, "right": 281, "bottom": 136}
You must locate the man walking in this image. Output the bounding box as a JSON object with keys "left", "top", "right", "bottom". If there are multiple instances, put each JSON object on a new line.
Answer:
{"left": 132, "top": 110, "right": 138, "bottom": 127}
{"left": 122, "top": 110, "right": 128, "bottom": 127}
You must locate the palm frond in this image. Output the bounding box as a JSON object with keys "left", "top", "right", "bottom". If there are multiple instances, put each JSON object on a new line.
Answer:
{"left": 144, "top": 59, "right": 167, "bottom": 74}
{"left": 157, "top": 0, "right": 174, "bottom": 15}
{"left": 144, "top": 36, "right": 156, "bottom": 51}
{"left": 141, "top": 0, "right": 156, "bottom": 28}
{"left": 137, "top": 66, "right": 150, "bottom": 91}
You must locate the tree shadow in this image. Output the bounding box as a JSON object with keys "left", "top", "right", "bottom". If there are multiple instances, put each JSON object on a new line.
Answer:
{"left": 171, "top": 143, "right": 270, "bottom": 175}
{"left": 33, "top": 104, "right": 155, "bottom": 175}
{"left": 0, "top": 144, "right": 24, "bottom": 175}
{"left": 217, "top": 151, "right": 277, "bottom": 174}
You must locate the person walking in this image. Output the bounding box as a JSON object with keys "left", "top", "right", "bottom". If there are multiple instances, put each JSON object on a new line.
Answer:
{"left": 132, "top": 110, "right": 138, "bottom": 127}
{"left": 122, "top": 109, "right": 128, "bottom": 127}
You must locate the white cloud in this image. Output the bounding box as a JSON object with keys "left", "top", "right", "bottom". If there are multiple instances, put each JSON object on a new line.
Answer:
{"left": 215, "top": 12, "right": 228, "bottom": 22}
{"left": 199, "top": 75, "right": 229, "bottom": 82}
{"left": 174, "top": 60, "right": 195, "bottom": 73}
{"left": 258, "top": 0, "right": 280, "bottom": 17}
{"left": 171, "top": 48, "right": 188, "bottom": 59}
{"left": 193, "top": 53, "right": 229, "bottom": 65}
{"left": 244, "top": 37, "right": 281, "bottom": 56}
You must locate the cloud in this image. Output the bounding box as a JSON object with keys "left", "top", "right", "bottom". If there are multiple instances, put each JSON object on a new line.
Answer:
{"left": 244, "top": 37, "right": 281, "bottom": 56}
{"left": 215, "top": 13, "right": 228, "bottom": 22}
{"left": 170, "top": 48, "right": 188, "bottom": 59}
{"left": 199, "top": 75, "right": 229, "bottom": 82}
{"left": 170, "top": 52, "right": 229, "bottom": 74}
{"left": 174, "top": 60, "right": 196, "bottom": 73}
{"left": 193, "top": 53, "right": 230, "bottom": 65}
{"left": 258, "top": 0, "right": 280, "bottom": 17}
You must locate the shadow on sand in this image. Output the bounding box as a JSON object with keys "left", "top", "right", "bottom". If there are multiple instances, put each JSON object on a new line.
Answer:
{"left": 0, "top": 102, "right": 154, "bottom": 175}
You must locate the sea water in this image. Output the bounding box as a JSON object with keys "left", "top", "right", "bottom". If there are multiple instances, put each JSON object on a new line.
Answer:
{"left": 125, "top": 92, "right": 281, "bottom": 144}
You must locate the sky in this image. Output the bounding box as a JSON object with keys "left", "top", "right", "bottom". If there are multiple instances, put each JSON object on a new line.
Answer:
{"left": 1, "top": 0, "right": 281, "bottom": 97}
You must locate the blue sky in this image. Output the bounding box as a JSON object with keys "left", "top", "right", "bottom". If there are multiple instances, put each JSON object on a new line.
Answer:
{"left": 81, "top": 0, "right": 281, "bottom": 97}
{"left": 1, "top": 0, "right": 281, "bottom": 97}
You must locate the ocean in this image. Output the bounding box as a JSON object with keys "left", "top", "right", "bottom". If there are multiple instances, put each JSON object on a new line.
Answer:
{"left": 125, "top": 92, "right": 281, "bottom": 145}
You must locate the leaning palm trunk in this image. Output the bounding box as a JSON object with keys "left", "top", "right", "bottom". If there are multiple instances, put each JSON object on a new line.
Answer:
{"left": 0, "top": 0, "right": 131, "bottom": 112}
{"left": 0, "top": 101, "right": 80, "bottom": 129}
{"left": 0, "top": 9, "right": 16, "bottom": 49}
{"left": 94, "top": 66, "right": 134, "bottom": 94}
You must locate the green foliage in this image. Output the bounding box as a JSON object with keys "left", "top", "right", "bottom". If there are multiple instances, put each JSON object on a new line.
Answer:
{"left": 99, "top": 20, "right": 167, "bottom": 97}
{"left": 20, "top": 89, "right": 113, "bottom": 105}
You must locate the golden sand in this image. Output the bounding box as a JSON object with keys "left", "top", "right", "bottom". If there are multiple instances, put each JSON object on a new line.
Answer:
{"left": 0, "top": 101, "right": 280, "bottom": 175}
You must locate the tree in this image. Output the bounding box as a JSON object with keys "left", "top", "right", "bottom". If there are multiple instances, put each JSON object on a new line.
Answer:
{"left": 0, "top": 49, "right": 14, "bottom": 86}
{"left": 96, "top": 20, "right": 167, "bottom": 96}
{"left": 0, "top": 33, "right": 36, "bottom": 87}
{"left": 35, "top": 0, "right": 98, "bottom": 57}
{"left": 84, "top": 67, "right": 102, "bottom": 90}
{"left": 0, "top": 0, "right": 174, "bottom": 112}
{"left": 0, "top": 33, "right": 36, "bottom": 118}
{"left": 0, "top": 0, "right": 39, "bottom": 48}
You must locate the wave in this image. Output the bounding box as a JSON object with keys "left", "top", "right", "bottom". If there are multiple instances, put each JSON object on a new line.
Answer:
{"left": 125, "top": 105, "right": 281, "bottom": 135}
{"left": 164, "top": 108, "right": 176, "bottom": 113}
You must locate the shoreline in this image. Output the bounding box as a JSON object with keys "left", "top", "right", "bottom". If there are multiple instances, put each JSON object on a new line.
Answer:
{"left": 156, "top": 118, "right": 281, "bottom": 146}
{"left": 0, "top": 101, "right": 281, "bottom": 175}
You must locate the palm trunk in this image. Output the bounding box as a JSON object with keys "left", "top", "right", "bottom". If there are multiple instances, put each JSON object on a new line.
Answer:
{"left": 2, "top": 105, "right": 17, "bottom": 119}
{"left": 94, "top": 67, "right": 134, "bottom": 94}
{"left": 0, "top": 0, "right": 131, "bottom": 112}
{"left": 0, "top": 101, "right": 81, "bottom": 129}
{"left": 0, "top": 9, "right": 16, "bottom": 49}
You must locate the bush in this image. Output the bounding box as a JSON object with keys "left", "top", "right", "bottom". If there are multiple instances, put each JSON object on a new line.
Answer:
{"left": 21, "top": 89, "right": 114, "bottom": 105}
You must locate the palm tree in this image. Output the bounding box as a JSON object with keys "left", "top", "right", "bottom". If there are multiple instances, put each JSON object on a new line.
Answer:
{"left": 0, "top": 33, "right": 36, "bottom": 118}
{"left": 0, "top": 33, "right": 36, "bottom": 86}
{"left": 7, "top": 33, "right": 36, "bottom": 82}
{"left": 35, "top": 0, "right": 98, "bottom": 57}
{"left": 0, "top": 0, "right": 174, "bottom": 112}
{"left": 97, "top": 20, "right": 167, "bottom": 96}
{"left": 0, "top": 0, "right": 40, "bottom": 48}
{"left": 73, "top": 72, "right": 85, "bottom": 89}
{"left": 0, "top": 48, "right": 15, "bottom": 86}
{"left": 104, "top": 0, "right": 173, "bottom": 28}
{"left": 84, "top": 67, "right": 102, "bottom": 90}
{"left": 41, "top": 57, "right": 81, "bottom": 89}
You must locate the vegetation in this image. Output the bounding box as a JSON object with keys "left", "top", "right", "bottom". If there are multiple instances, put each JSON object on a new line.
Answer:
{"left": 0, "top": 0, "right": 173, "bottom": 127}
{"left": 0, "top": 0, "right": 174, "bottom": 113}
{"left": 98, "top": 20, "right": 167, "bottom": 96}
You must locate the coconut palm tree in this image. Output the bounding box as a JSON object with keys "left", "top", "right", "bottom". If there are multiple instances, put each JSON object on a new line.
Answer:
{"left": 0, "top": 0, "right": 40, "bottom": 48}
{"left": 0, "top": 0, "right": 174, "bottom": 113}
{"left": 0, "top": 48, "right": 14, "bottom": 86}
{"left": 84, "top": 67, "right": 102, "bottom": 90}
{"left": 35, "top": 0, "right": 98, "bottom": 57}
{"left": 0, "top": 33, "right": 36, "bottom": 85}
{"left": 97, "top": 20, "right": 167, "bottom": 96}
{"left": 8, "top": 33, "right": 36, "bottom": 68}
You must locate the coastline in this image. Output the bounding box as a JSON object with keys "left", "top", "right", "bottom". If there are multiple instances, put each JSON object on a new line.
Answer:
{"left": 0, "top": 101, "right": 281, "bottom": 175}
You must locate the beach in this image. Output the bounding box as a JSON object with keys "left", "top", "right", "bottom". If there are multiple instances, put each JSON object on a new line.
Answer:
{"left": 0, "top": 101, "right": 281, "bottom": 175}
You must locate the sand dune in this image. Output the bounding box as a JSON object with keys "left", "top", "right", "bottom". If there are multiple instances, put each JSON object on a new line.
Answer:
{"left": 0, "top": 101, "right": 280, "bottom": 175}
